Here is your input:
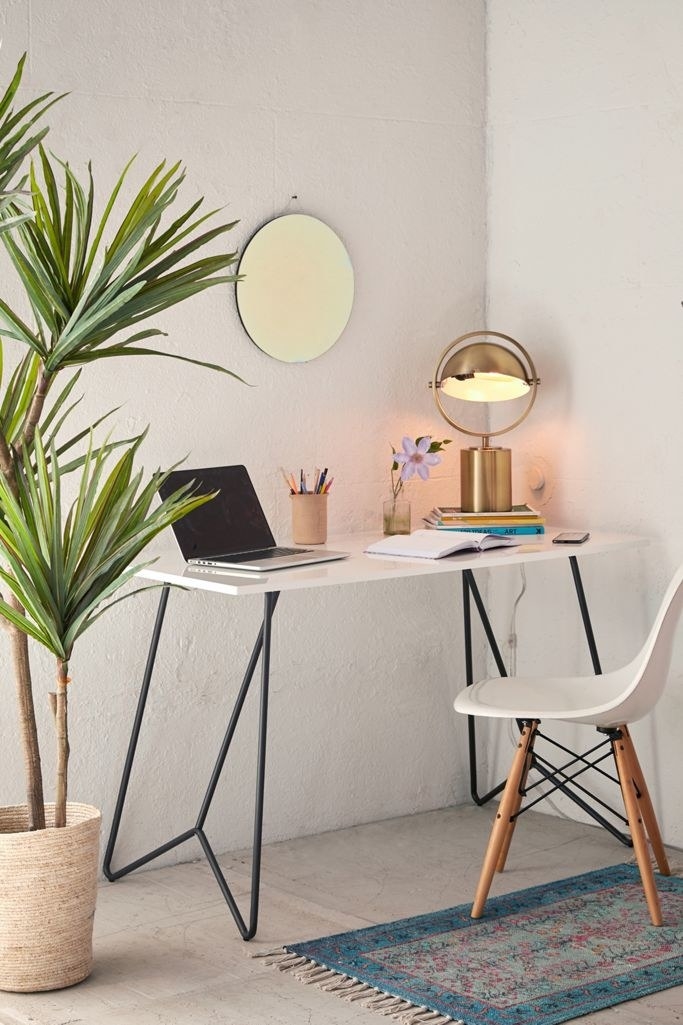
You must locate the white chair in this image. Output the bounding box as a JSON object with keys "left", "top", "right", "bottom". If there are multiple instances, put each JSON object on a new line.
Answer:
{"left": 453, "top": 564, "right": 683, "bottom": 926}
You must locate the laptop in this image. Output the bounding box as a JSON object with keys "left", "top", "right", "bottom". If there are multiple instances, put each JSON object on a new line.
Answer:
{"left": 159, "top": 464, "right": 348, "bottom": 571}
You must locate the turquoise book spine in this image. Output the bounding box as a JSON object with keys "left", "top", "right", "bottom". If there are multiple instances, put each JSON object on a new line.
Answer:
{"left": 432, "top": 524, "right": 545, "bottom": 536}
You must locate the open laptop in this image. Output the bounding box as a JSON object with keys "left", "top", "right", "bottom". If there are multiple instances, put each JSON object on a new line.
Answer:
{"left": 159, "top": 464, "right": 348, "bottom": 571}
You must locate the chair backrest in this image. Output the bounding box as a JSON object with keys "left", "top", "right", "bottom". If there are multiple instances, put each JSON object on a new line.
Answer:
{"left": 613, "top": 562, "right": 683, "bottom": 724}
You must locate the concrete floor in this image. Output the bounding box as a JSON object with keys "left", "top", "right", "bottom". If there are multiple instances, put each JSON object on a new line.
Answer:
{"left": 0, "top": 805, "right": 680, "bottom": 1025}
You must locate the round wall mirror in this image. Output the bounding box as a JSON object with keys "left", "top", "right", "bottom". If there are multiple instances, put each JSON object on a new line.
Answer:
{"left": 235, "top": 213, "right": 354, "bottom": 363}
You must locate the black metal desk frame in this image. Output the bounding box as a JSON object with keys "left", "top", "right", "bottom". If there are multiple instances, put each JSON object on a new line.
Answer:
{"left": 103, "top": 553, "right": 628, "bottom": 942}
{"left": 104, "top": 588, "right": 279, "bottom": 940}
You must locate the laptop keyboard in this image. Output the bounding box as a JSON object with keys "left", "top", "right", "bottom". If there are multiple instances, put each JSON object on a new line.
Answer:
{"left": 224, "top": 546, "right": 311, "bottom": 562}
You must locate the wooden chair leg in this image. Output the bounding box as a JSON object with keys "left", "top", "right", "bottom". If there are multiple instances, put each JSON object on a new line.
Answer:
{"left": 496, "top": 727, "right": 535, "bottom": 873}
{"left": 612, "top": 729, "right": 663, "bottom": 927}
{"left": 471, "top": 721, "right": 538, "bottom": 919}
{"left": 620, "top": 726, "right": 670, "bottom": 876}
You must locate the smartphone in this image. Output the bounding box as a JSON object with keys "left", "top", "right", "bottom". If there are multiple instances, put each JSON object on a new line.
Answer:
{"left": 552, "top": 531, "right": 590, "bottom": 544}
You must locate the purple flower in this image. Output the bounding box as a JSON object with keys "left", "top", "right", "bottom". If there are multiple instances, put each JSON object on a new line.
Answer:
{"left": 390, "top": 434, "right": 450, "bottom": 499}
{"left": 395, "top": 436, "right": 442, "bottom": 482}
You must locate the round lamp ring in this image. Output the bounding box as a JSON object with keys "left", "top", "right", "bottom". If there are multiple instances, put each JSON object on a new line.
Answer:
{"left": 432, "top": 330, "right": 539, "bottom": 440}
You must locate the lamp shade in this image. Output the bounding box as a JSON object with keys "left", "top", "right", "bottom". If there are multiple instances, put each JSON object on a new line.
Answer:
{"left": 440, "top": 343, "right": 531, "bottom": 402}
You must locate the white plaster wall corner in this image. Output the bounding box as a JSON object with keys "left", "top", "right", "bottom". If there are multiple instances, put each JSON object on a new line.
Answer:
{"left": 486, "top": 0, "right": 683, "bottom": 846}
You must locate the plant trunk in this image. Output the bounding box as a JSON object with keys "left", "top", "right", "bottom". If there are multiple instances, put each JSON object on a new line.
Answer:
{"left": 7, "top": 605, "right": 45, "bottom": 830}
{"left": 52, "top": 660, "right": 70, "bottom": 828}
{"left": 0, "top": 369, "right": 53, "bottom": 830}
{"left": 21, "top": 367, "right": 51, "bottom": 450}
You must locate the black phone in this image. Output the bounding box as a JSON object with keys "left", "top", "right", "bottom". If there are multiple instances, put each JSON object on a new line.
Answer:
{"left": 552, "top": 531, "right": 590, "bottom": 544}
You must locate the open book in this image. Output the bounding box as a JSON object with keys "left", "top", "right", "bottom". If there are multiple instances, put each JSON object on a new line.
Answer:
{"left": 364, "top": 528, "right": 524, "bottom": 560}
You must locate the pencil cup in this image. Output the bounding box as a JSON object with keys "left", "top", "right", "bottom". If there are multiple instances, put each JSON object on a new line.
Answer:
{"left": 291, "top": 493, "right": 328, "bottom": 545}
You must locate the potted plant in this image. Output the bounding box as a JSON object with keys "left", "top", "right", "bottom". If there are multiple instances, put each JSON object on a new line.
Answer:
{"left": 0, "top": 56, "right": 242, "bottom": 991}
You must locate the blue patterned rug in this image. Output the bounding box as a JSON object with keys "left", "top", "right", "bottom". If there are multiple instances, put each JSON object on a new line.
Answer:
{"left": 265, "top": 864, "right": 683, "bottom": 1025}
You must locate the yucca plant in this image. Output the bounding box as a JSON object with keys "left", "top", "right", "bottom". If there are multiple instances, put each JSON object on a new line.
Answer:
{"left": 0, "top": 432, "right": 215, "bottom": 827}
{"left": 0, "top": 57, "right": 243, "bottom": 830}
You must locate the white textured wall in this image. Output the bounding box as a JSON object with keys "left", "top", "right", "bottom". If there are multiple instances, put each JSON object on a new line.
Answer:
{"left": 6, "top": 0, "right": 677, "bottom": 869}
{"left": 485, "top": 0, "right": 683, "bottom": 846}
{"left": 0, "top": 2, "right": 486, "bottom": 862}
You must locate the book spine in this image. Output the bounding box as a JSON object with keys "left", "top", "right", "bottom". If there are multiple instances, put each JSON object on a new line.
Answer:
{"left": 438, "top": 520, "right": 545, "bottom": 527}
{"left": 434, "top": 506, "right": 539, "bottom": 519}
{"left": 431, "top": 524, "right": 545, "bottom": 536}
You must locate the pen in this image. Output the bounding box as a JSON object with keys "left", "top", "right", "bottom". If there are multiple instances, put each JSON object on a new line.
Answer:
{"left": 282, "top": 467, "right": 332, "bottom": 494}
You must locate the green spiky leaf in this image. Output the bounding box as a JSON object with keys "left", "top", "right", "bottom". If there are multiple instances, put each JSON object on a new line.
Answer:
{"left": 0, "top": 428, "right": 216, "bottom": 661}
{"left": 0, "top": 150, "right": 245, "bottom": 381}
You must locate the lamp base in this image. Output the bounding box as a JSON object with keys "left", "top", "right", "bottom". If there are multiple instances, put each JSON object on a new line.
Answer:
{"left": 460, "top": 447, "right": 512, "bottom": 512}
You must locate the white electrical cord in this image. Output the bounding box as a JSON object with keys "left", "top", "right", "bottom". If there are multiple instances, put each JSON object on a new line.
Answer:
{"left": 506, "top": 564, "right": 526, "bottom": 747}
{"left": 507, "top": 564, "right": 527, "bottom": 677}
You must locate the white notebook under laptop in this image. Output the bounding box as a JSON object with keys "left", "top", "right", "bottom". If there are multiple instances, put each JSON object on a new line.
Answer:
{"left": 159, "top": 464, "right": 348, "bottom": 571}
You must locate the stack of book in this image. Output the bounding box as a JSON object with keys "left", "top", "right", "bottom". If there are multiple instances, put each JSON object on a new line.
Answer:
{"left": 423, "top": 503, "right": 545, "bottom": 536}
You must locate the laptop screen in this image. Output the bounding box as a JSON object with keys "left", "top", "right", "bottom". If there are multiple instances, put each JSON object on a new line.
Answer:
{"left": 158, "top": 465, "right": 276, "bottom": 560}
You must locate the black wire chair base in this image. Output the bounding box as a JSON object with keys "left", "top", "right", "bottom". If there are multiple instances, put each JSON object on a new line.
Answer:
{"left": 525, "top": 732, "right": 630, "bottom": 845}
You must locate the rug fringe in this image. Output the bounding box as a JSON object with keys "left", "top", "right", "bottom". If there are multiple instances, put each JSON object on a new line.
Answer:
{"left": 259, "top": 950, "right": 464, "bottom": 1024}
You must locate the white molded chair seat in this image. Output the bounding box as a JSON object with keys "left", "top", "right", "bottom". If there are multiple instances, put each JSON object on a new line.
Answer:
{"left": 454, "top": 563, "right": 683, "bottom": 926}
{"left": 454, "top": 656, "right": 660, "bottom": 727}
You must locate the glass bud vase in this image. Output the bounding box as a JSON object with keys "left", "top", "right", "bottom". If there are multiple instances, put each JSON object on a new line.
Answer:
{"left": 383, "top": 498, "right": 411, "bottom": 535}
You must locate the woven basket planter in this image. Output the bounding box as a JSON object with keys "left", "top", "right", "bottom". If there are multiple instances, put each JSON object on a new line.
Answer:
{"left": 0, "top": 802, "right": 101, "bottom": 992}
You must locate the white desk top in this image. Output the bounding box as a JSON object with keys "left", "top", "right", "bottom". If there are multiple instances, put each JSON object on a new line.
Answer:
{"left": 138, "top": 530, "right": 646, "bottom": 597}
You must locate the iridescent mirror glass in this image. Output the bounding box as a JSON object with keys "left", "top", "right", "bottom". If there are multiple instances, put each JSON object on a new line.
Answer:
{"left": 235, "top": 213, "right": 354, "bottom": 363}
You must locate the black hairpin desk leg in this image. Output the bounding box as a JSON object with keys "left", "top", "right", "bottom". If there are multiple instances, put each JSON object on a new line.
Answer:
{"left": 103, "top": 588, "right": 279, "bottom": 940}
{"left": 569, "top": 554, "right": 602, "bottom": 674}
{"left": 463, "top": 570, "right": 508, "bottom": 806}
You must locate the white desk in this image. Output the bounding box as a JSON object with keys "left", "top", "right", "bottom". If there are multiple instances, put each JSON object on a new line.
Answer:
{"left": 104, "top": 529, "right": 645, "bottom": 939}
{"left": 136, "top": 529, "right": 642, "bottom": 596}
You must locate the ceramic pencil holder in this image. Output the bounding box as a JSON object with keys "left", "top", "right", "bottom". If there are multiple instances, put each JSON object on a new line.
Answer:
{"left": 291, "top": 493, "right": 328, "bottom": 545}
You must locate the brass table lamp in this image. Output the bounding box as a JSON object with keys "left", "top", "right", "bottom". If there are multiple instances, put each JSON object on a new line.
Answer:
{"left": 432, "top": 331, "right": 539, "bottom": 512}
